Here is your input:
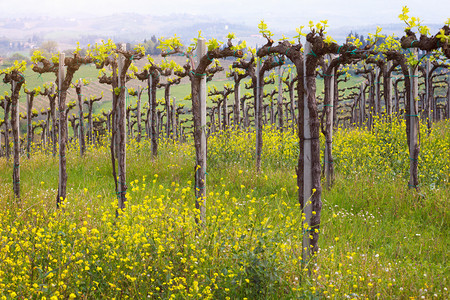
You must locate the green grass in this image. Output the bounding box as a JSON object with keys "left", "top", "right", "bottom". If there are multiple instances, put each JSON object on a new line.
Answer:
{"left": 0, "top": 118, "right": 448, "bottom": 299}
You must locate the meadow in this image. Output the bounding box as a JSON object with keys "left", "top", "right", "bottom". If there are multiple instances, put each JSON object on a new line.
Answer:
{"left": 0, "top": 116, "right": 448, "bottom": 299}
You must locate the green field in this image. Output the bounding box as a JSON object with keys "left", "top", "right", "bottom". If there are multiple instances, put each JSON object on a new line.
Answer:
{"left": 0, "top": 117, "right": 448, "bottom": 299}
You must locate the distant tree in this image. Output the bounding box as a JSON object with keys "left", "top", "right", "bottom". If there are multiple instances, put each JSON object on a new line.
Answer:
{"left": 64, "top": 47, "right": 87, "bottom": 57}
{"left": 31, "top": 34, "right": 42, "bottom": 44}
{"left": 39, "top": 40, "right": 59, "bottom": 57}
{"left": 143, "top": 38, "right": 161, "bottom": 55}
{"left": 346, "top": 32, "right": 369, "bottom": 48}
{"left": 5, "top": 53, "right": 31, "bottom": 66}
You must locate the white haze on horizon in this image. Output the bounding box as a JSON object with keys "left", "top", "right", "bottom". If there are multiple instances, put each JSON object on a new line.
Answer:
{"left": 1, "top": 0, "right": 448, "bottom": 30}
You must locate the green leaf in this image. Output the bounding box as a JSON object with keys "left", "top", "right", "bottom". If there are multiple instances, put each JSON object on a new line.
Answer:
{"left": 323, "top": 35, "right": 337, "bottom": 45}
{"left": 418, "top": 25, "right": 430, "bottom": 36}
{"left": 206, "top": 38, "right": 223, "bottom": 51}
{"left": 436, "top": 29, "right": 450, "bottom": 43}
{"left": 293, "top": 26, "right": 306, "bottom": 41}
{"left": 227, "top": 32, "right": 236, "bottom": 40}
{"left": 258, "top": 20, "right": 273, "bottom": 38}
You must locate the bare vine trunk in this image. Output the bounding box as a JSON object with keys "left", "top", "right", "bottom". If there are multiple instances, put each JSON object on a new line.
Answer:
{"left": 88, "top": 103, "right": 94, "bottom": 145}
{"left": 233, "top": 79, "right": 241, "bottom": 127}
{"left": 4, "top": 97, "right": 11, "bottom": 160}
{"left": 277, "top": 67, "right": 284, "bottom": 130}
{"left": 192, "top": 39, "right": 207, "bottom": 225}
{"left": 255, "top": 59, "right": 263, "bottom": 172}
{"left": 11, "top": 81, "right": 21, "bottom": 200}
{"left": 222, "top": 94, "right": 228, "bottom": 130}
{"left": 150, "top": 75, "right": 159, "bottom": 157}
{"left": 76, "top": 85, "right": 86, "bottom": 156}
{"left": 385, "top": 62, "right": 392, "bottom": 118}
{"left": 360, "top": 83, "right": 366, "bottom": 127}
{"left": 26, "top": 94, "right": 34, "bottom": 159}
{"left": 117, "top": 48, "right": 127, "bottom": 211}
{"left": 323, "top": 60, "right": 335, "bottom": 189}
{"left": 407, "top": 51, "right": 420, "bottom": 190}
{"left": 368, "top": 72, "right": 375, "bottom": 130}
{"left": 136, "top": 86, "right": 142, "bottom": 143}
{"left": 447, "top": 75, "right": 450, "bottom": 119}
{"left": 301, "top": 41, "right": 322, "bottom": 264}
{"left": 56, "top": 54, "right": 67, "bottom": 207}
{"left": 49, "top": 89, "right": 57, "bottom": 157}
{"left": 164, "top": 86, "right": 171, "bottom": 139}
{"left": 375, "top": 68, "right": 381, "bottom": 117}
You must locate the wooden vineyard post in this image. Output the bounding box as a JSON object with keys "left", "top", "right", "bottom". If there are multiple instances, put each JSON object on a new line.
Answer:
{"left": 50, "top": 83, "right": 57, "bottom": 157}
{"left": 289, "top": 69, "right": 296, "bottom": 132}
{"left": 75, "top": 79, "right": 86, "bottom": 156}
{"left": 147, "top": 76, "right": 152, "bottom": 140}
{"left": 447, "top": 72, "right": 450, "bottom": 119}
{"left": 222, "top": 90, "right": 228, "bottom": 130}
{"left": 301, "top": 40, "right": 313, "bottom": 266}
{"left": 324, "top": 54, "right": 335, "bottom": 190}
{"left": 408, "top": 49, "right": 419, "bottom": 190}
{"left": 242, "top": 96, "right": 248, "bottom": 129}
{"left": 57, "top": 52, "right": 67, "bottom": 207}
{"left": 360, "top": 83, "right": 366, "bottom": 128}
{"left": 277, "top": 66, "right": 284, "bottom": 130}
{"left": 85, "top": 95, "right": 102, "bottom": 145}
{"left": 196, "top": 38, "right": 207, "bottom": 225}
{"left": 150, "top": 74, "right": 159, "bottom": 157}
{"left": 374, "top": 68, "right": 380, "bottom": 117}
{"left": 2, "top": 96, "right": 11, "bottom": 160}
{"left": 136, "top": 86, "right": 142, "bottom": 143}
{"left": 165, "top": 86, "right": 171, "bottom": 139}
{"left": 117, "top": 43, "right": 127, "bottom": 212}
{"left": 425, "top": 59, "right": 432, "bottom": 126}
{"left": 26, "top": 93, "right": 33, "bottom": 159}
{"left": 385, "top": 61, "right": 393, "bottom": 118}
{"left": 255, "top": 57, "right": 262, "bottom": 172}
{"left": 87, "top": 100, "right": 93, "bottom": 144}
{"left": 172, "top": 97, "right": 177, "bottom": 140}
{"left": 234, "top": 74, "right": 241, "bottom": 128}
{"left": 11, "top": 80, "right": 20, "bottom": 200}
{"left": 367, "top": 71, "right": 374, "bottom": 130}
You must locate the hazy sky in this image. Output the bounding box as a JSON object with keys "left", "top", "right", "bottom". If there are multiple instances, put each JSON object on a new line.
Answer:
{"left": 3, "top": 0, "right": 449, "bottom": 30}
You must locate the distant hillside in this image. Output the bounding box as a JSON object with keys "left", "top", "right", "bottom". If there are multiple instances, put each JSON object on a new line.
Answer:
{"left": 0, "top": 14, "right": 256, "bottom": 49}
{"left": 0, "top": 13, "right": 444, "bottom": 53}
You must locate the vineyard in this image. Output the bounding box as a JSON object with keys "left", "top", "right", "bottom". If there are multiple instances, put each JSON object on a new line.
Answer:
{"left": 0, "top": 7, "right": 449, "bottom": 299}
